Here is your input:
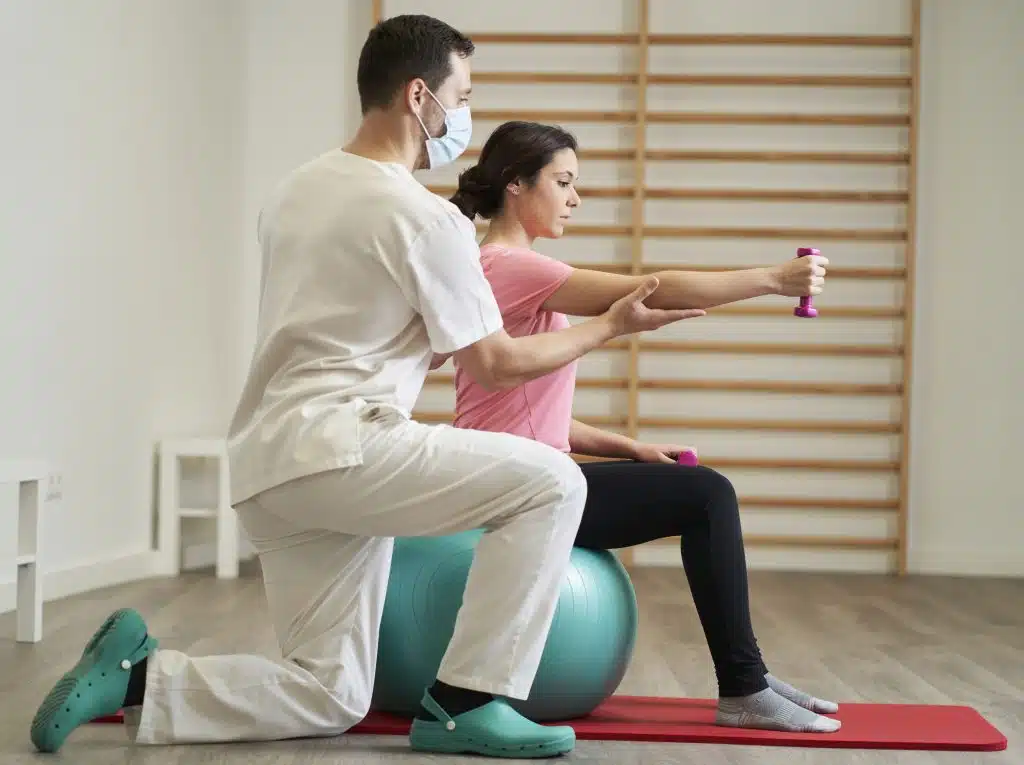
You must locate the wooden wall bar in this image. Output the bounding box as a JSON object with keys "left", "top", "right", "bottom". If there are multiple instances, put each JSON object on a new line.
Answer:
{"left": 373, "top": 0, "right": 920, "bottom": 574}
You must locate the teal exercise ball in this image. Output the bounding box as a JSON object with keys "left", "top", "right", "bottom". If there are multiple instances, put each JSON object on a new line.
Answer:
{"left": 371, "top": 529, "right": 639, "bottom": 722}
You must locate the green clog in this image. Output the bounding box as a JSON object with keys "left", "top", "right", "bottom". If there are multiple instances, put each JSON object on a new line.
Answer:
{"left": 30, "top": 607, "right": 158, "bottom": 753}
{"left": 409, "top": 690, "right": 576, "bottom": 758}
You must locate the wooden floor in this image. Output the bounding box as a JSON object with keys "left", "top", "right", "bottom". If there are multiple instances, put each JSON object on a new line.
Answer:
{"left": 1, "top": 561, "right": 1020, "bottom": 764}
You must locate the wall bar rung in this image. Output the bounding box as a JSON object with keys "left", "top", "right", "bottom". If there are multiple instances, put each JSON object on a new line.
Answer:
{"left": 432, "top": 184, "right": 908, "bottom": 203}
{"left": 473, "top": 109, "right": 910, "bottom": 126}
{"left": 603, "top": 340, "right": 903, "bottom": 356}
{"left": 466, "top": 32, "right": 911, "bottom": 47}
{"left": 427, "top": 374, "right": 900, "bottom": 396}
{"left": 473, "top": 72, "right": 911, "bottom": 88}
{"left": 461, "top": 148, "right": 910, "bottom": 164}
{"left": 413, "top": 411, "right": 901, "bottom": 434}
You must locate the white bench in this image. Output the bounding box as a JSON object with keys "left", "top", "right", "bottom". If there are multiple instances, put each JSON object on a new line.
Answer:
{"left": 157, "top": 438, "right": 238, "bottom": 579}
{"left": 0, "top": 460, "right": 47, "bottom": 643}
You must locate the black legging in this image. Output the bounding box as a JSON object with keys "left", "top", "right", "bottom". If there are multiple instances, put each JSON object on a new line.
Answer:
{"left": 574, "top": 460, "right": 769, "bottom": 698}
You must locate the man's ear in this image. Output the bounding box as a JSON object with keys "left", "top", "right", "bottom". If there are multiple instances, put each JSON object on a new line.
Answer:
{"left": 404, "top": 78, "right": 429, "bottom": 111}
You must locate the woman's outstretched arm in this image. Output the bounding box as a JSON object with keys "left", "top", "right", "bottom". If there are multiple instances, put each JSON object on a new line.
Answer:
{"left": 541, "top": 255, "right": 827, "bottom": 316}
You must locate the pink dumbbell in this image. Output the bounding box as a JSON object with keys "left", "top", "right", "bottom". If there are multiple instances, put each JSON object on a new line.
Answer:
{"left": 676, "top": 449, "right": 699, "bottom": 466}
{"left": 794, "top": 246, "right": 819, "bottom": 318}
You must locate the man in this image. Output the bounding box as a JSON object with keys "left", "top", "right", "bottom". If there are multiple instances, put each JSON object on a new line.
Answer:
{"left": 29, "top": 15, "right": 701, "bottom": 758}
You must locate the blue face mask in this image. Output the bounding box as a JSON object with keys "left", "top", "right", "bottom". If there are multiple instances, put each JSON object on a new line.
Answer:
{"left": 415, "top": 88, "right": 472, "bottom": 169}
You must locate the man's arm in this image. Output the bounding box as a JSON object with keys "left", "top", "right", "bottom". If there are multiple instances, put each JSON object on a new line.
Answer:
{"left": 539, "top": 256, "right": 827, "bottom": 317}
{"left": 397, "top": 213, "right": 701, "bottom": 392}
{"left": 454, "top": 315, "right": 618, "bottom": 391}
{"left": 457, "top": 276, "right": 705, "bottom": 390}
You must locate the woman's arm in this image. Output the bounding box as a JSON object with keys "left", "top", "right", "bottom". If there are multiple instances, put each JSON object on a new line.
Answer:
{"left": 569, "top": 419, "right": 638, "bottom": 459}
{"left": 542, "top": 255, "right": 827, "bottom": 317}
{"left": 569, "top": 420, "right": 696, "bottom": 464}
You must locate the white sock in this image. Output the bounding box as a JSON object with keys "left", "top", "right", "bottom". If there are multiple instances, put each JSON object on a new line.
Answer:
{"left": 765, "top": 673, "right": 840, "bottom": 715}
{"left": 716, "top": 688, "right": 841, "bottom": 733}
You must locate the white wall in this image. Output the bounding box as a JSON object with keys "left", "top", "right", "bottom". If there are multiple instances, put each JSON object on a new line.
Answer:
{"left": 2, "top": 0, "right": 1017, "bottom": 605}
{"left": 0, "top": 0, "right": 246, "bottom": 608}
{"left": 174, "top": 0, "right": 376, "bottom": 570}
{"left": 233, "top": 0, "right": 375, "bottom": 388}
{"left": 908, "top": 0, "right": 1024, "bottom": 576}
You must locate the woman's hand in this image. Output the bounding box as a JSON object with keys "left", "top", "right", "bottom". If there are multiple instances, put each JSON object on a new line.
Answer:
{"left": 630, "top": 442, "right": 698, "bottom": 465}
{"left": 770, "top": 252, "right": 828, "bottom": 297}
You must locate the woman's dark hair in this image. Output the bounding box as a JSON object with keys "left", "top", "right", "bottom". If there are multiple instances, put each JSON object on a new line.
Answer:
{"left": 449, "top": 121, "right": 578, "bottom": 221}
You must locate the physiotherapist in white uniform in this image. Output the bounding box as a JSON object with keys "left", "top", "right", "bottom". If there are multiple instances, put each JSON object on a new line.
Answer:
{"left": 29, "top": 14, "right": 702, "bottom": 760}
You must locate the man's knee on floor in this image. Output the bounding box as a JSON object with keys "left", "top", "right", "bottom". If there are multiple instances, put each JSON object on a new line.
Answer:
{"left": 323, "top": 685, "right": 375, "bottom": 732}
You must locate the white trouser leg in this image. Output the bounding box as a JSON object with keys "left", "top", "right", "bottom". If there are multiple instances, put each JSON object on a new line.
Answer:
{"left": 131, "top": 407, "right": 586, "bottom": 745}
{"left": 129, "top": 510, "right": 393, "bottom": 745}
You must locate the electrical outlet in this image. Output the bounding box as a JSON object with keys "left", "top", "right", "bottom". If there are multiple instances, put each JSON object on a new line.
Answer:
{"left": 46, "top": 473, "right": 63, "bottom": 501}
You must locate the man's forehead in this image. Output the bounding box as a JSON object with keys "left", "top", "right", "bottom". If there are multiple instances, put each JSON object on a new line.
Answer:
{"left": 444, "top": 53, "right": 473, "bottom": 93}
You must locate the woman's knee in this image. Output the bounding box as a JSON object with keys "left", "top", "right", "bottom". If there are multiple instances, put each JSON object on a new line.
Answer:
{"left": 697, "top": 466, "right": 739, "bottom": 506}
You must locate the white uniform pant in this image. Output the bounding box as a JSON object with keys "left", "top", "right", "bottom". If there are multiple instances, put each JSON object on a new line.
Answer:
{"left": 128, "top": 406, "right": 588, "bottom": 745}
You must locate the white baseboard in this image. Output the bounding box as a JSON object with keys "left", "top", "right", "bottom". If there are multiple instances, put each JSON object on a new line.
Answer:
{"left": 0, "top": 550, "right": 159, "bottom": 616}
{"left": 908, "top": 548, "right": 1024, "bottom": 577}
{"left": 181, "top": 539, "right": 256, "bottom": 572}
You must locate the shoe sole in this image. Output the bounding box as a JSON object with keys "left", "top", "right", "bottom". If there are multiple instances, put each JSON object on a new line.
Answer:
{"left": 409, "top": 724, "right": 576, "bottom": 758}
{"left": 30, "top": 608, "right": 155, "bottom": 753}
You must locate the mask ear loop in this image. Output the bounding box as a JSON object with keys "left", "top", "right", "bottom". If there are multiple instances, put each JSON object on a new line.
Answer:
{"left": 413, "top": 87, "right": 447, "bottom": 140}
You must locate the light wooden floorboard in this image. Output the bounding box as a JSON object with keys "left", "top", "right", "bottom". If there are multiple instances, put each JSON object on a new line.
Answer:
{"left": 0, "top": 562, "right": 1019, "bottom": 763}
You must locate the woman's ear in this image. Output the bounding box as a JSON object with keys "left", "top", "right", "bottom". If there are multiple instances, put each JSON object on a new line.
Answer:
{"left": 506, "top": 180, "right": 521, "bottom": 196}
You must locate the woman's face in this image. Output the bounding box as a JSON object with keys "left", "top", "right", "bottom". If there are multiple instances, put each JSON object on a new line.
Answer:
{"left": 506, "top": 148, "right": 581, "bottom": 239}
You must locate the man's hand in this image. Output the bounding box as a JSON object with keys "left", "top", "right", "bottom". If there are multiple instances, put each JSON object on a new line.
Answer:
{"left": 603, "top": 277, "right": 705, "bottom": 336}
{"left": 770, "top": 253, "right": 829, "bottom": 298}
{"left": 630, "top": 442, "right": 698, "bottom": 465}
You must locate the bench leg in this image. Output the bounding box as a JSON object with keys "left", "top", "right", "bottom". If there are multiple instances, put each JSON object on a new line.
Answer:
{"left": 215, "top": 456, "right": 238, "bottom": 579}
{"left": 16, "top": 479, "right": 43, "bottom": 643}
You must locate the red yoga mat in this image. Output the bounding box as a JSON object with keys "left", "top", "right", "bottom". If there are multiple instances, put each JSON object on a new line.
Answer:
{"left": 353, "top": 696, "right": 1007, "bottom": 752}
{"left": 90, "top": 695, "right": 1007, "bottom": 752}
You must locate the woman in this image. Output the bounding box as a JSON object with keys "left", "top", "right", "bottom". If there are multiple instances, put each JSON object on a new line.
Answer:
{"left": 441, "top": 120, "right": 839, "bottom": 734}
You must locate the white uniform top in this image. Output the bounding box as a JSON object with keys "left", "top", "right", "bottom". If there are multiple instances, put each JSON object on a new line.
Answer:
{"left": 227, "top": 149, "right": 504, "bottom": 506}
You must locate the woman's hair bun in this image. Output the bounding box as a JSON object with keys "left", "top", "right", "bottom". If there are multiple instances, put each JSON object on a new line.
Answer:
{"left": 450, "top": 165, "right": 503, "bottom": 221}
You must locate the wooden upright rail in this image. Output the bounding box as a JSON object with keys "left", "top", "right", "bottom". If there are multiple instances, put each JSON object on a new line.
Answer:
{"left": 897, "top": 0, "right": 922, "bottom": 575}
{"left": 373, "top": 1, "right": 919, "bottom": 574}
{"left": 620, "top": 0, "right": 651, "bottom": 567}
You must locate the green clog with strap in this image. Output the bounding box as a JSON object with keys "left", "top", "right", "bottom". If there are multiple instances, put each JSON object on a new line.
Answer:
{"left": 30, "top": 607, "right": 158, "bottom": 753}
{"left": 409, "top": 689, "right": 576, "bottom": 758}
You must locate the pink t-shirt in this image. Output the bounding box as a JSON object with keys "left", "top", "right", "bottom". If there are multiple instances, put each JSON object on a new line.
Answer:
{"left": 453, "top": 244, "right": 577, "bottom": 452}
